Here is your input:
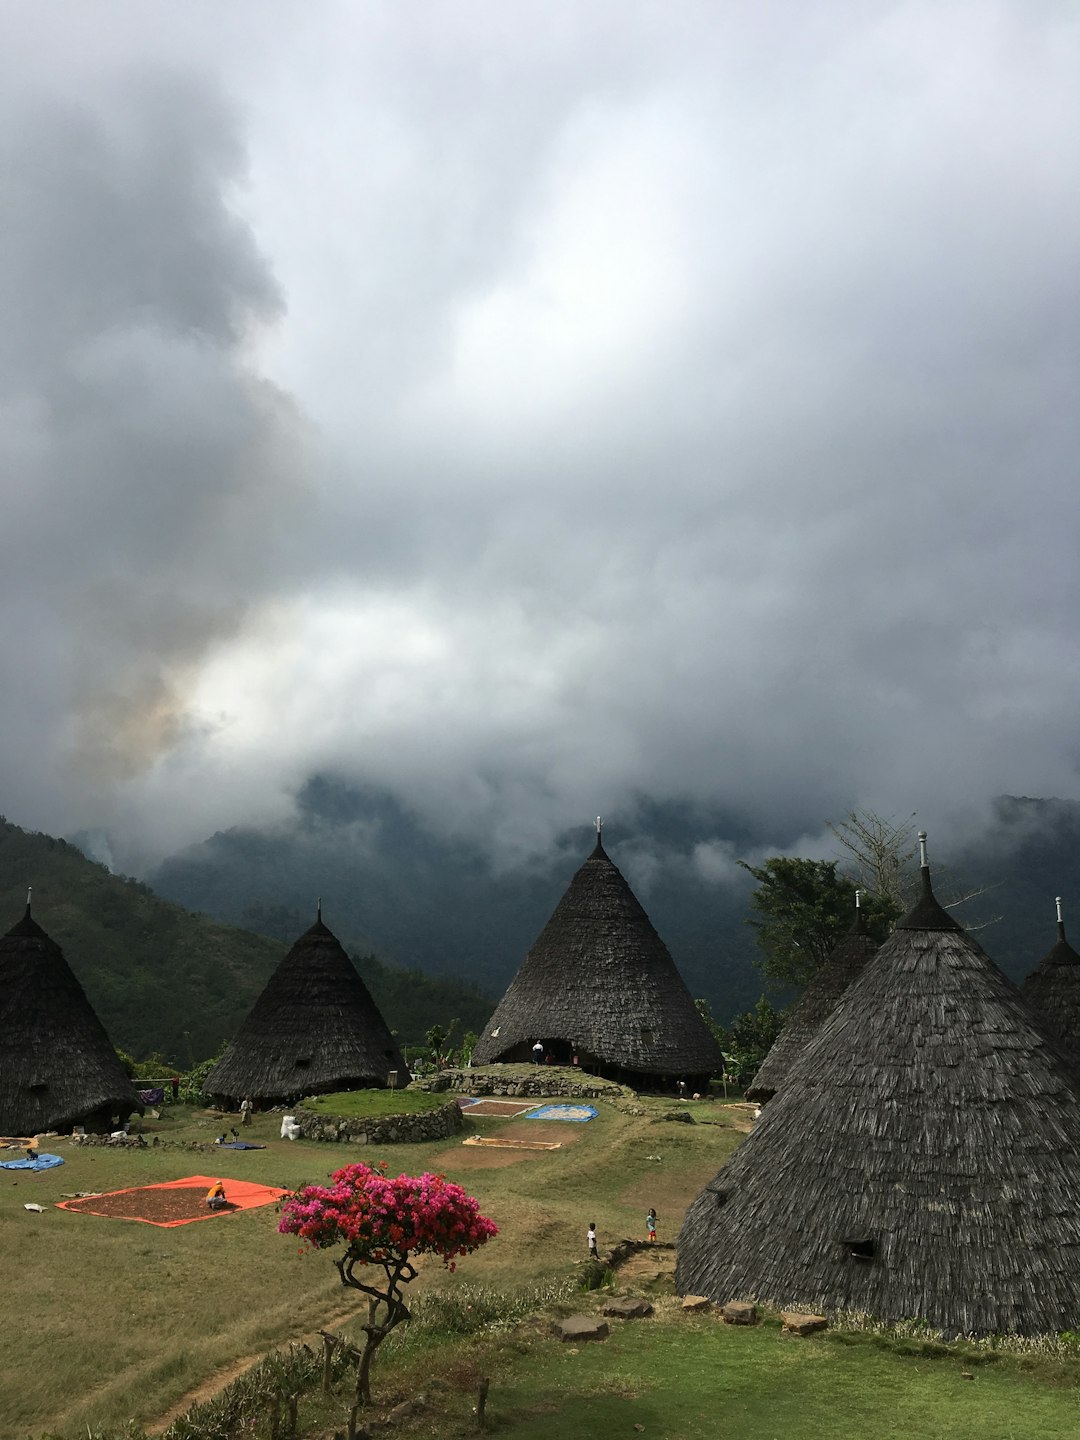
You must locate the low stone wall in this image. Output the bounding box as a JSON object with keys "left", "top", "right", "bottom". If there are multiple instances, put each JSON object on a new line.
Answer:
{"left": 294, "top": 1098, "right": 463, "bottom": 1146}
{"left": 410, "top": 1067, "right": 627, "bottom": 1100}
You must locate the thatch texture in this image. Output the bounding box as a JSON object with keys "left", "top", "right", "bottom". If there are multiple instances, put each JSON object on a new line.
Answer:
{"left": 471, "top": 837, "right": 721, "bottom": 1083}
{"left": 1022, "top": 910, "right": 1080, "bottom": 1058}
{"left": 747, "top": 910, "right": 879, "bottom": 1101}
{"left": 205, "top": 915, "right": 407, "bottom": 1104}
{"left": 0, "top": 906, "right": 141, "bottom": 1134}
{"left": 677, "top": 866, "right": 1080, "bottom": 1336}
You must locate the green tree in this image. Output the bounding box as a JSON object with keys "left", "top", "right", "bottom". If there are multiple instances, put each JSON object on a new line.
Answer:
{"left": 740, "top": 856, "right": 898, "bottom": 990}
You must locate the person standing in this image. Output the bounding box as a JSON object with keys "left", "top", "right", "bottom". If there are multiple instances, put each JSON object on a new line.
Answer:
{"left": 587, "top": 1221, "right": 598, "bottom": 1262}
{"left": 532, "top": 1040, "right": 544, "bottom": 1064}
{"left": 240, "top": 1096, "right": 253, "bottom": 1127}
{"left": 646, "top": 1208, "right": 657, "bottom": 1243}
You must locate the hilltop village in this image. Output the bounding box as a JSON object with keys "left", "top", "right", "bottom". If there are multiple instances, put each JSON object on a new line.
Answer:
{"left": 5, "top": 818, "right": 1080, "bottom": 1356}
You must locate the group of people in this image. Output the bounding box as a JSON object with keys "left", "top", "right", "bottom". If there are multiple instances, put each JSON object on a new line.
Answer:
{"left": 587, "top": 1208, "right": 657, "bottom": 1260}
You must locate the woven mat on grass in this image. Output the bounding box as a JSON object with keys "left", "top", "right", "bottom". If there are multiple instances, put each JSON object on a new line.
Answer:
{"left": 458, "top": 1098, "right": 536, "bottom": 1117}
{"left": 55, "top": 1175, "right": 288, "bottom": 1227}
{"left": 462, "top": 1136, "right": 562, "bottom": 1152}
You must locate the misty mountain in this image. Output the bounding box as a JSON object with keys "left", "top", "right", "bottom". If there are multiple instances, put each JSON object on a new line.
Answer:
{"left": 0, "top": 813, "right": 493, "bottom": 1064}
{"left": 147, "top": 780, "right": 1080, "bottom": 1024}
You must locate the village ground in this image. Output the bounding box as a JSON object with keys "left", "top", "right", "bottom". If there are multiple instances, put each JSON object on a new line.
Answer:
{"left": 3, "top": 1089, "right": 1079, "bottom": 1440}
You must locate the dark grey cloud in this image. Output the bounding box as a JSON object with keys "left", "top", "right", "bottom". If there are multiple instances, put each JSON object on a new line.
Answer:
{"left": 1, "top": 2, "right": 1079, "bottom": 871}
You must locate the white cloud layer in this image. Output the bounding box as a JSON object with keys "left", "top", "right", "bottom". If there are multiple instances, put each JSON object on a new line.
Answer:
{"left": 1, "top": 1, "right": 1079, "bottom": 869}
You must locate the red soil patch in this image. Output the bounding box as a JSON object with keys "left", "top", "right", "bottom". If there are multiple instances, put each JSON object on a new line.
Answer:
{"left": 56, "top": 1175, "right": 288, "bottom": 1227}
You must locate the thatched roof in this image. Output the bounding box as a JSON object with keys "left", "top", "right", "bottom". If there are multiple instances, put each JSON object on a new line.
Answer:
{"left": 0, "top": 905, "right": 141, "bottom": 1134}
{"left": 472, "top": 834, "right": 721, "bottom": 1079}
{"left": 205, "top": 913, "right": 407, "bottom": 1103}
{"left": 1021, "top": 900, "right": 1080, "bottom": 1058}
{"left": 747, "top": 904, "right": 879, "bottom": 1102}
{"left": 677, "top": 855, "right": 1080, "bottom": 1336}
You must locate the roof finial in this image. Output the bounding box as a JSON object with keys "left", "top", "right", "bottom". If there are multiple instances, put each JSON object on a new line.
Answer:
{"left": 25, "top": 885, "right": 31, "bottom": 916}
{"left": 918, "top": 830, "right": 928, "bottom": 868}
{"left": 596, "top": 816, "right": 602, "bottom": 837}
{"left": 1057, "top": 896, "right": 1066, "bottom": 941}
{"left": 855, "top": 888, "right": 862, "bottom": 908}
{"left": 316, "top": 896, "right": 322, "bottom": 923}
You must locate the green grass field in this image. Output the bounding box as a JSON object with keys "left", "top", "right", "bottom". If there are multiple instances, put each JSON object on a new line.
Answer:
{"left": 6, "top": 1093, "right": 1080, "bottom": 1440}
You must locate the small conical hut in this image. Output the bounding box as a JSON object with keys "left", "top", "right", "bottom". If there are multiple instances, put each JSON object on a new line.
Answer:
{"left": 205, "top": 911, "right": 408, "bottom": 1106}
{"left": 746, "top": 895, "right": 879, "bottom": 1102}
{"left": 677, "top": 836, "right": 1080, "bottom": 1336}
{"left": 472, "top": 826, "right": 721, "bottom": 1089}
{"left": 1022, "top": 898, "right": 1080, "bottom": 1059}
{"left": 0, "top": 903, "right": 141, "bottom": 1134}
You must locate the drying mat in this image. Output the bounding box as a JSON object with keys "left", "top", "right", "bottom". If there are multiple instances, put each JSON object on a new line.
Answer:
{"left": 458, "top": 1098, "right": 536, "bottom": 1117}
{"left": 56, "top": 1175, "right": 288, "bottom": 1227}
{"left": 524, "top": 1104, "right": 598, "bottom": 1123}
{"left": 462, "top": 1136, "right": 562, "bottom": 1152}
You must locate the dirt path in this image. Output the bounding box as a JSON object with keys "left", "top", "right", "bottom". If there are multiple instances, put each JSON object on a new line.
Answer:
{"left": 147, "top": 1298, "right": 364, "bottom": 1435}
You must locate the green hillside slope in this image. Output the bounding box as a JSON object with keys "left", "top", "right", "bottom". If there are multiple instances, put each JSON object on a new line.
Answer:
{"left": 0, "top": 817, "right": 492, "bottom": 1064}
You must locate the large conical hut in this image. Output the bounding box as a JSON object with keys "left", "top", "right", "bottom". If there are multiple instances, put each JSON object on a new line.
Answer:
{"left": 1022, "top": 898, "right": 1080, "bottom": 1060}
{"left": 205, "top": 910, "right": 408, "bottom": 1107}
{"left": 677, "top": 835, "right": 1080, "bottom": 1336}
{"left": 471, "top": 825, "right": 722, "bottom": 1090}
{"left": 0, "top": 901, "right": 141, "bottom": 1134}
{"left": 746, "top": 894, "right": 879, "bottom": 1102}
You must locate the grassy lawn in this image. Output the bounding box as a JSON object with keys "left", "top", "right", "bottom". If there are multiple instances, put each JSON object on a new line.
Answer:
{"left": 7, "top": 1094, "right": 1080, "bottom": 1439}
{"left": 303, "top": 1088, "right": 449, "bottom": 1117}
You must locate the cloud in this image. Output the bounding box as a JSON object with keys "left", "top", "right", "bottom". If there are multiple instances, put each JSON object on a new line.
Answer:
{"left": 2, "top": 3, "right": 1080, "bottom": 870}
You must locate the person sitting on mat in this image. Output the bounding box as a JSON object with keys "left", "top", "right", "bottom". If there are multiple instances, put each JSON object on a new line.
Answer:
{"left": 206, "top": 1180, "right": 229, "bottom": 1210}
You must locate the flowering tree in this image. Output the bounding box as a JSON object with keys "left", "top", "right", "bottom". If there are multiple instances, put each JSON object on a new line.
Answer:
{"left": 279, "top": 1162, "right": 497, "bottom": 1403}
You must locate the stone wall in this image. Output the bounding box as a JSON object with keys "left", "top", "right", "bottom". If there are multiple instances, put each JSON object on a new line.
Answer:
{"left": 294, "top": 1099, "right": 463, "bottom": 1146}
{"left": 410, "top": 1066, "right": 627, "bottom": 1100}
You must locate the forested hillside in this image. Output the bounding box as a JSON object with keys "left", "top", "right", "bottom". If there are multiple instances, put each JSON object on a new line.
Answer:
{"left": 0, "top": 817, "right": 492, "bottom": 1064}
{"left": 149, "top": 781, "right": 1080, "bottom": 1024}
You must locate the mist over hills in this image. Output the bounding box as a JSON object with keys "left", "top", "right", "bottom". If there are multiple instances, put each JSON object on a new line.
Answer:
{"left": 0, "top": 814, "right": 493, "bottom": 1064}
{"left": 146, "top": 777, "right": 1080, "bottom": 1025}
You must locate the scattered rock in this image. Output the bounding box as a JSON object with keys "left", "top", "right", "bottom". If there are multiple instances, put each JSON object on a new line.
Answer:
{"left": 388, "top": 1395, "right": 425, "bottom": 1421}
{"left": 681, "top": 1295, "right": 712, "bottom": 1312}
{"left": 722, "top": 1301, "right": 758, "bottom": 1325}
{"left": 961, "top": 1371, "right": 974, "bottom": 1381}
{"left": 555, "top": 1315, "right": 610, "bottom": 1343}
{"left": 601, "top": 1296, "right": 654, "bottom": 1319}
{"left": 781, "top": 1312, "right": 828, "bottom": 1336}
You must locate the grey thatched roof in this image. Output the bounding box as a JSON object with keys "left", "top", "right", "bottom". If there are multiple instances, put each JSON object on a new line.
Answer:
{"left": 472, "top": 835, "right": 721, "bottom": 1077}
{"left": 747, "top": 906, "right": 879, "bottom": 1101}
{"left": 1022, "top": 902, "right": 1080, "bottom": 1058}
{"left": 0, "top": 905, "right": 141, "bottom": 1134}
{"left": 677, "top": 862, "right": 1080, "bottom": 1336}
{"left": 205, "top": 914, "right": 407, "bottom": 1102}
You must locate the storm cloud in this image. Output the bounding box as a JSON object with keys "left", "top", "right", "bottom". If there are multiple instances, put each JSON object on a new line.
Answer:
{"left": 2, "top": 2, "right": 1079, "bottom": 870}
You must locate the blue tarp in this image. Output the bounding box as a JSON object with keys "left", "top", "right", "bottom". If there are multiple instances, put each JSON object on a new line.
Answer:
{"left": 524, "top": 1104, "right": 598, "bottom": 1123}
{"left": 217, "top": 1142, "right": 266, "bottom": 1150}
{"left": 0, "top": 1152, "right": 65, "bottom": 1171}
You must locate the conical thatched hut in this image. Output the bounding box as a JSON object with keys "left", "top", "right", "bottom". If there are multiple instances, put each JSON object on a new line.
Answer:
{"left": 677, "top": 837, "right": 1080, "bottom": 1336}
{"left": 0, "top": 903, "right": 141, "bottom": 1134}
{"left": 471, "top": 828, "right": 722, "bottom": 1090}
{"left": 205, "top": 911, "right": 408, "bottom": 1106}
{"left": 1022, "top": 898, "right": 1080, "bottom": 1059}
{"left": 746, "top": 896, "right": 879, "bottom": 1102}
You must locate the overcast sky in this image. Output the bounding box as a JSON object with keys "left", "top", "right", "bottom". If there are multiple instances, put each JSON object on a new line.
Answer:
{"left": 2, "top": 1, "right": 1079, "bottom": 872}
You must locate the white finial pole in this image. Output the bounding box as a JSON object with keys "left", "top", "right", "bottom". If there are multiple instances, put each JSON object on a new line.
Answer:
{"left": 855, "top": 888, "right": 862, "bottom": 909}
{"left": 26, "top": 885, "right": 31, "bottom": 908}
{"left": 918, "top": 831, "right": 928, "bottom": 867}
{"left": 596, "top": 816, "right": 602, "bottom": 837}
{"left": 1057, "top": 896, "right": 1064, "bottom": 925}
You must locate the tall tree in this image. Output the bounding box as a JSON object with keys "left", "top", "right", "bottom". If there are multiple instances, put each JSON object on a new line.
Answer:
{"left": 739, "top": 856, "right": 895, "bottom": 990}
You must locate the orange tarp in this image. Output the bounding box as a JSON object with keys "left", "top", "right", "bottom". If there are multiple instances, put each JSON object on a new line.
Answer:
{"left": 55, "top": 1174, "right": 289, "bottom": 1227}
